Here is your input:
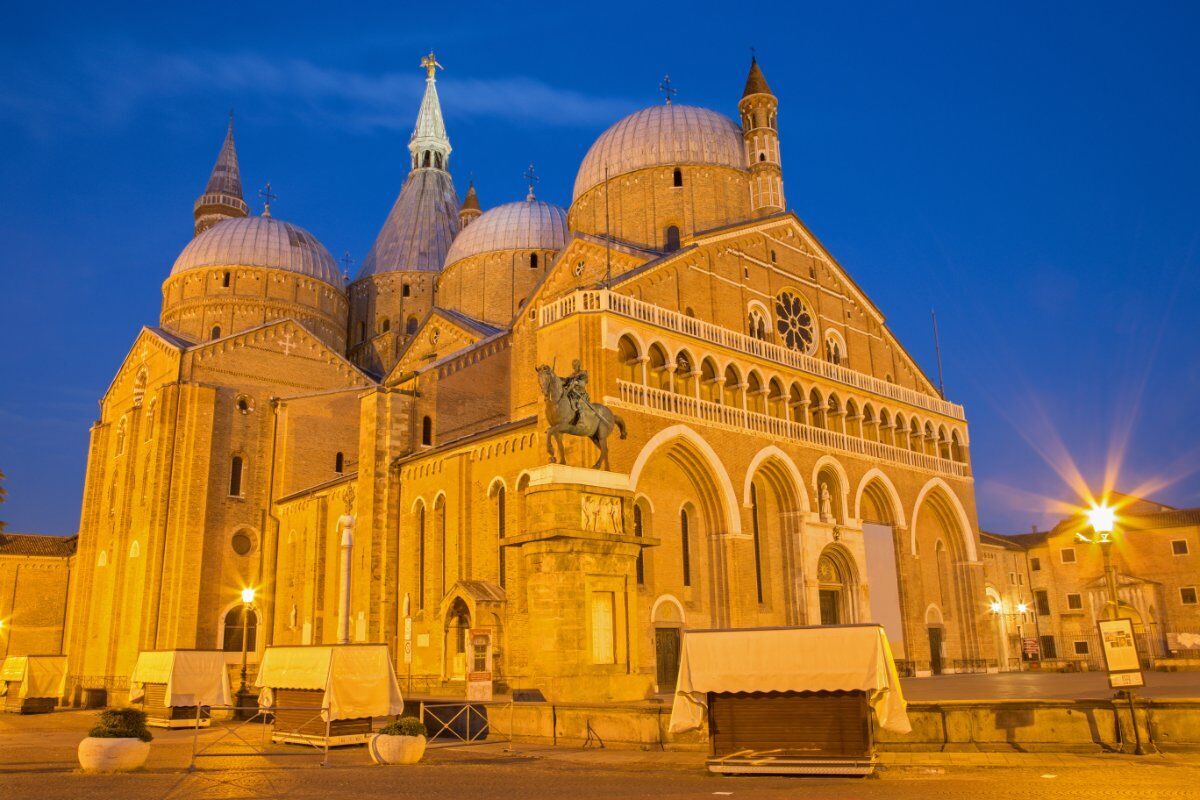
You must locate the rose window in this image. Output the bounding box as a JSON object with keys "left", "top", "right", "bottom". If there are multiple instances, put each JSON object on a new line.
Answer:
{"left": 774, "top": 291, "right": 815, "bottom": 353}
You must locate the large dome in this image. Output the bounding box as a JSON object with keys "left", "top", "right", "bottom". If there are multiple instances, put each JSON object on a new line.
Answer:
{"left": 443, "top": 199, "right": 568, "bottom": 269}
{"left": 573, "top": 105, "right": 745, "bottom": 201}
{"left": 171, "top": 215, "right": 342, "bottom": 286}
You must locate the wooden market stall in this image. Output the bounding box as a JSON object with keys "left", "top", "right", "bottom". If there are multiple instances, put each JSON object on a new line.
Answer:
{"left": 130, "top": 650, "right": 231, "bottom": 728}
{"left": 668, "top": 624, "right": 911, "bottom": 776}
{"left": 1, "top": 655, "right": 67, "bottom": 714}
{"left": 255, "top": 644, "right": 404, "bottom": 746}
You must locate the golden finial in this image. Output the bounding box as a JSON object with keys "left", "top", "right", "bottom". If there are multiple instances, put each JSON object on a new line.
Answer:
{"left": 421, "top": 51, "right": 443, "bottom": 80}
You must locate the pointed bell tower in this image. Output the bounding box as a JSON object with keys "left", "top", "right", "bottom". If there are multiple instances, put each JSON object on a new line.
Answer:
{"left": 739, "top": 56, "right": 785, "bottom": 217}
{"left": 410, "top": 52, "right": 453, "bottom": 172}
{"left": 193, "top": 113, "right": 249, "bottom": 236}
{"left": 459, "top": 181, "right": 482, "bottom": 227}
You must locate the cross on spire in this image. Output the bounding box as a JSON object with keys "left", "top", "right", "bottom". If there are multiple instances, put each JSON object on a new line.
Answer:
{"left": 340, "top": 251, "right": 354, "bottom": 283}
{"left": 421, "top": 50, "right": 443, "bottom": 80}
{"left": 258, "top": 182, "right": 277, "bottom": 217}
{"left": 524, "top": 163, "right": 539, "bottom": 201}
{"left": 659, "top": 74, "right": 678, "bottom": 105}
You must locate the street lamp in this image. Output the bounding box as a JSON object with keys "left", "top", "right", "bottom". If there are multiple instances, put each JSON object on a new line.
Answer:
{"left": 237, "top": 587, "right": 256, "bottom": 718}
{"left": 1078, "top": 503, "right": 1120, "bottom": 621}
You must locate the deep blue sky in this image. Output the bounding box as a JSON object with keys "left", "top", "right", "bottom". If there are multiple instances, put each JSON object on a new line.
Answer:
{"left": 2, "top": 2, "right": 1198, "bottom": 536}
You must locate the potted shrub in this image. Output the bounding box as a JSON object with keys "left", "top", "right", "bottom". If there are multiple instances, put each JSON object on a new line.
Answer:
{"left": 369, "top": 716, "right": 427, "bottom": 765}
{"left": 77, "top": 708, "right": 153, "bottom": 772}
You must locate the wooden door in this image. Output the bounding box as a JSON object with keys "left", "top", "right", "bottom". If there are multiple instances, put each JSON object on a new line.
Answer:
{"left": 928, "top": 627, "right": 944, "bottom": 675}
{"left": 819, "top": 589, "right": 841, "bottom": 625}
{"left": 655, "top": 627, "right": 681, "bottom": 690}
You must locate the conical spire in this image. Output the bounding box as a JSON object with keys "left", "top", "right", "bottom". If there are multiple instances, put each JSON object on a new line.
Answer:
{"left": 193, "top": 113, "right": 249, "bottom": 236}
{"left": 459, "top": 180, "right": 482, "bottom": 227}
{"left": 742, "top": 55, "right": 773, "bottom": 98}
{"left": 409, "top": 52, "right": 452, "bottom": 172}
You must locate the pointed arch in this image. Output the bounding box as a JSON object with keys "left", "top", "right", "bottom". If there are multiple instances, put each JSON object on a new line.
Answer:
{"left": 853, "top": 468, "right": 907, "bottom": 527}
{"left": 629, "top": 423, "right": 741, "bottom": 535}
{"left": 911, "top": 477, "right": 978, "bottom": 560}
{"left": 742, "top": 445, "right": 810, "bottom": 511}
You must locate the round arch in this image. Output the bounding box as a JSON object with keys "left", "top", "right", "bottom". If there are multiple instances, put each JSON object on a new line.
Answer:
{"left": 811, "top": 455, "right": 851, "bottom": 522}
{"left": 629, "top": 424, "right": 741, "bottom": 535}
{"left": 650, "top": 594, "right": 686, "bottom": 625}
{"left": 911, "top": 478, "right": 978, "bottom": 560}
{"left": 853, "top": 468, "right": 907, "bottom": 528}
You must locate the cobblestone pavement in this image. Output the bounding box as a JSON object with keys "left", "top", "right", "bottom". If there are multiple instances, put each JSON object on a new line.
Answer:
{"left": 2, "top": 711, "right": 1198, "bottom": 800}
{"left": 900, "top": 671, "right": 1200, "bottom": 700}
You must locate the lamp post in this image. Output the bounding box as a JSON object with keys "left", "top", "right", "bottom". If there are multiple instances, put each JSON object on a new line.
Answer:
{"left": 1079, "top": 505, "right": 1120, "bottom": 621}
{"left": 237, "top": 587, "right": 256, "bottom": 719}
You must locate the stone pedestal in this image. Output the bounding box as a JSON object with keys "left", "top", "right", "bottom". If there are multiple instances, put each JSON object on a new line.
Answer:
{"left": 508, "top": 465, "right": 657, "bottom": 702}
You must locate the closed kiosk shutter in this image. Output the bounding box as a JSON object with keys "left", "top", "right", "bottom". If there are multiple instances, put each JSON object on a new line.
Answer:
{"left": 709, "top": 691, "right": 871, "bottom": 759}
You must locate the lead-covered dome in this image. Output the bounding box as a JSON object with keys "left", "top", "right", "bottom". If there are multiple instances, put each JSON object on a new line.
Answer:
{"left": 443, "top": 199, "right": 568, "bottom": 269}
{"left": 171, "top": 215, "right": 342, "bottom": 287}
{"left": 573, "top": 105, "right": 745, "bottom": 201}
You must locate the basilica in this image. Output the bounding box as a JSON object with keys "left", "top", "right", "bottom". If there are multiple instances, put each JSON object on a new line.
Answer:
{"left": 61, "top": 54, "right": 990, "bottom": 703}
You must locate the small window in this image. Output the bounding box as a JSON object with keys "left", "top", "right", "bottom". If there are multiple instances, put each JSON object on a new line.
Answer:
{"left": 1040, "top": 635, "right": 1057, "bottom": 659}
{"left": 633, "top": 504, "right": 645, "bottom": 586}
{"left": 1035, "top": 589, "right": 1050, "bottom": 616}
{"left": 211, "top": 325, "right": 222, "bottom": 340}
{"left": 381, "top": 318, "right": 391, "bottom": 333}
{"left": 229, "top": 455, "right": 244, "bottom": 497}
{"left": 1009, "top": 571, "right": 1018, "bottom": 585}
{"left": 231, "top": 531, "right": 253, "bottom": 556}
{"left": 680, "top": 508, "right": 692, "bottom": 587}
{"left": 1066, "top": 593, "right": 1083, "bottom": 610}
{"left": 236, "top": 396, "right": 251, "bottom": 414}
{"left": 1181, "top": 587, "right": 1198, "bottom": 605}
{"left": 423, "top": 151, "right": 431, "bottom": 167}
{"left": 222, "top": 271, "right": 231, "bottom": 288}
{"left": 770, "top": 250, "right": 777, "bottom": 263}
{"left": 1060, "top": 547, "right": 1076, "bottom": 564}
{"left": 665, "top": 225, "right": 681, "bottom": 253}
{"left": 334, "top": 452, "right": 345, "bottom": 474}
{"left": 222, "top": 606, "right": 258, "bottom": 652}
{"left": 1172, "top": 540, "right": 1189, "bottom": 556}
{"left": 421, "top": 415, "right": 432, "bottom": 446}
{"left": 758, "top": 152, "right": 766, "bottom": 162}
{"left": 402, "top": 283, "right": 411, "bottom": 297}
{"left": 672, "top": 168, "right": 683, "bottom": 187}
{"left": 1030, "top": 557, "right": 1041, "bottom": 571}
{"left": 406, "top": 316, "right": 419, "bottom": 335}
{"left": 1073, "top": 640, "right": 1090, "bottom": 656}
{"left": 358, "top": 321, "right": 367, "bottom": 343}
{"left": 530, "top": 253, "right": 538, "bottom": 269}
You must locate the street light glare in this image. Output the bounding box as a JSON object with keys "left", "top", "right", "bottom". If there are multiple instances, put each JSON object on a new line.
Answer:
{"left": 989, "top": 602, "right": 1003, "bottom": 613}
{"left": 1086, "top": 504, "right": 1116, "bottom": 534}
{"left": 241, "top": 587, "right": 256, "bottom": 604}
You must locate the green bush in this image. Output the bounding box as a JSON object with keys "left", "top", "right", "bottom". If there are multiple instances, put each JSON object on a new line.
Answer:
{"left": 379, "top": 716, "right": 426, "bottom": 738}
{"left": 88, "top": 707, "right": 153, "bottom": 742}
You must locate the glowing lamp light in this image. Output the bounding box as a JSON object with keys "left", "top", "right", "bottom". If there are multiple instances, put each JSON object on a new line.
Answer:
{"left": 1016, "top": 603, "right": 1029, "bottom": 614}
{"left": 241, "top": 587, "right": 256, "bottom": 604}
{"left": 1086, "top": 504, "right": 1116, "bottom": 535}
{"left": 989, "top": 602, "right": 1003, "bottom": 614}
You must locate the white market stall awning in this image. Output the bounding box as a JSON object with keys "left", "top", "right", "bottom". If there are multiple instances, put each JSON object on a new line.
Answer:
{"left": 130, "top": 650, "right": 232, "bottom": 707}
{"left": 255, "top": 644, "right": 403, "bottom": 721}
{"left": 1, "top": 655, "right": 68, "bottom": 699}
{"left": 668, "top": 624, "right": 911, "bottom": 735}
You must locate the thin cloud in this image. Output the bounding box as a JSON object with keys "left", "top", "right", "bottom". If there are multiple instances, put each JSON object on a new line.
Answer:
{"left": 0, "top": 47, "right": 636, "bottom": 137}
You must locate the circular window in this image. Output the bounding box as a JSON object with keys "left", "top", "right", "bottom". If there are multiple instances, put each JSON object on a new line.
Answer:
{"left": 231, "top": 532, "right": 253, "bottom": 556}
{"left": 236, "top": 395, "right": 252, "bottom": 414}
{"left": 774, "top": 291, "right": 816, "bottom": 354}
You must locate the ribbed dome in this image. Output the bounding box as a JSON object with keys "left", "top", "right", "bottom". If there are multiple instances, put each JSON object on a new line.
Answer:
{"left": 443, "top": 199, "right": 568, "bottom": 269}
{"left": 171, "top": 215, "right": 342, "bottom": 286}
{"left": 573, "top": 105, "right": 745, "bottom": 201}
{"left": 358, "top": 168, "right": 460, "bottom": 277}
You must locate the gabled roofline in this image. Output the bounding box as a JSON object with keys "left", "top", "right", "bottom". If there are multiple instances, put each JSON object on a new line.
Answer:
{"left": 275, "top": 472, "right": 358, "bottom": 506}
{"left": 385, "top": 306, "right": 507, "bottom": 385}
{"left": 187, "top": 318, "right": 377, "bottom": 385}
{"left": 99, "top": 326, "right": 190, "bottom": 406}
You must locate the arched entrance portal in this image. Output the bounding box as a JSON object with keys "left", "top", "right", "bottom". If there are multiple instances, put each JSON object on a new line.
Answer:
{"left": 816, "top": 546, "right": 858, "bottom": 625}
{"left": 444, "top": 598, "right": 471, "bottom": 680}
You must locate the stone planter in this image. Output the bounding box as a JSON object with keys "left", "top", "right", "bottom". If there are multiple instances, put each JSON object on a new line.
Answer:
{"left": 369, "top": 733, "right": 426, "bottom": 765}
{"left": 77, "top": 737, "right": 151, "bottom": 772}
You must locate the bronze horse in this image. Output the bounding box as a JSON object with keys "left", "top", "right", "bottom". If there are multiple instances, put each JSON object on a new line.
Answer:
{"left": 536, "top": 364, "right": 627, "bottom": 470}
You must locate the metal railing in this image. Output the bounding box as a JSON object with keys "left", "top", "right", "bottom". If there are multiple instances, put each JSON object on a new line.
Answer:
{"left": 418, "top": 699, "right": 513, "bottom": 750}
{"left": 612, "top": 381, "right": 970, "bottom": 478}
{"left": 539, "top": 289, "right": 966, "bottom": 420}
{"left": 188, "top": 703, "right": 335, "bottom": 769}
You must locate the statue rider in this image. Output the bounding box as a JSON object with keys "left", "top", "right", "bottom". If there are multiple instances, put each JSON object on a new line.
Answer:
{"left": 562, "top": 359, "right": 594, "bottom": 426}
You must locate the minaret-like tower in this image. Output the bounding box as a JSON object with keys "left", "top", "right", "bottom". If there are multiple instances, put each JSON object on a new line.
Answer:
{"left": 349, "top": 52, "right": 461, "bottom": 374}
{"left": 739, "top": 56, "right": 785, "bottom": 217}
{"left": 193, "top": 114, "right": 249, "bottom": 236}
{"left": 459, "top": 181, "right": 482, "bottom": 227}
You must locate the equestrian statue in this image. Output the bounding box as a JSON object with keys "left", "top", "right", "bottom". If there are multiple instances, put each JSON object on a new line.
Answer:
{"left": 536, "top": 360, "right": 627, "bottom": 470}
